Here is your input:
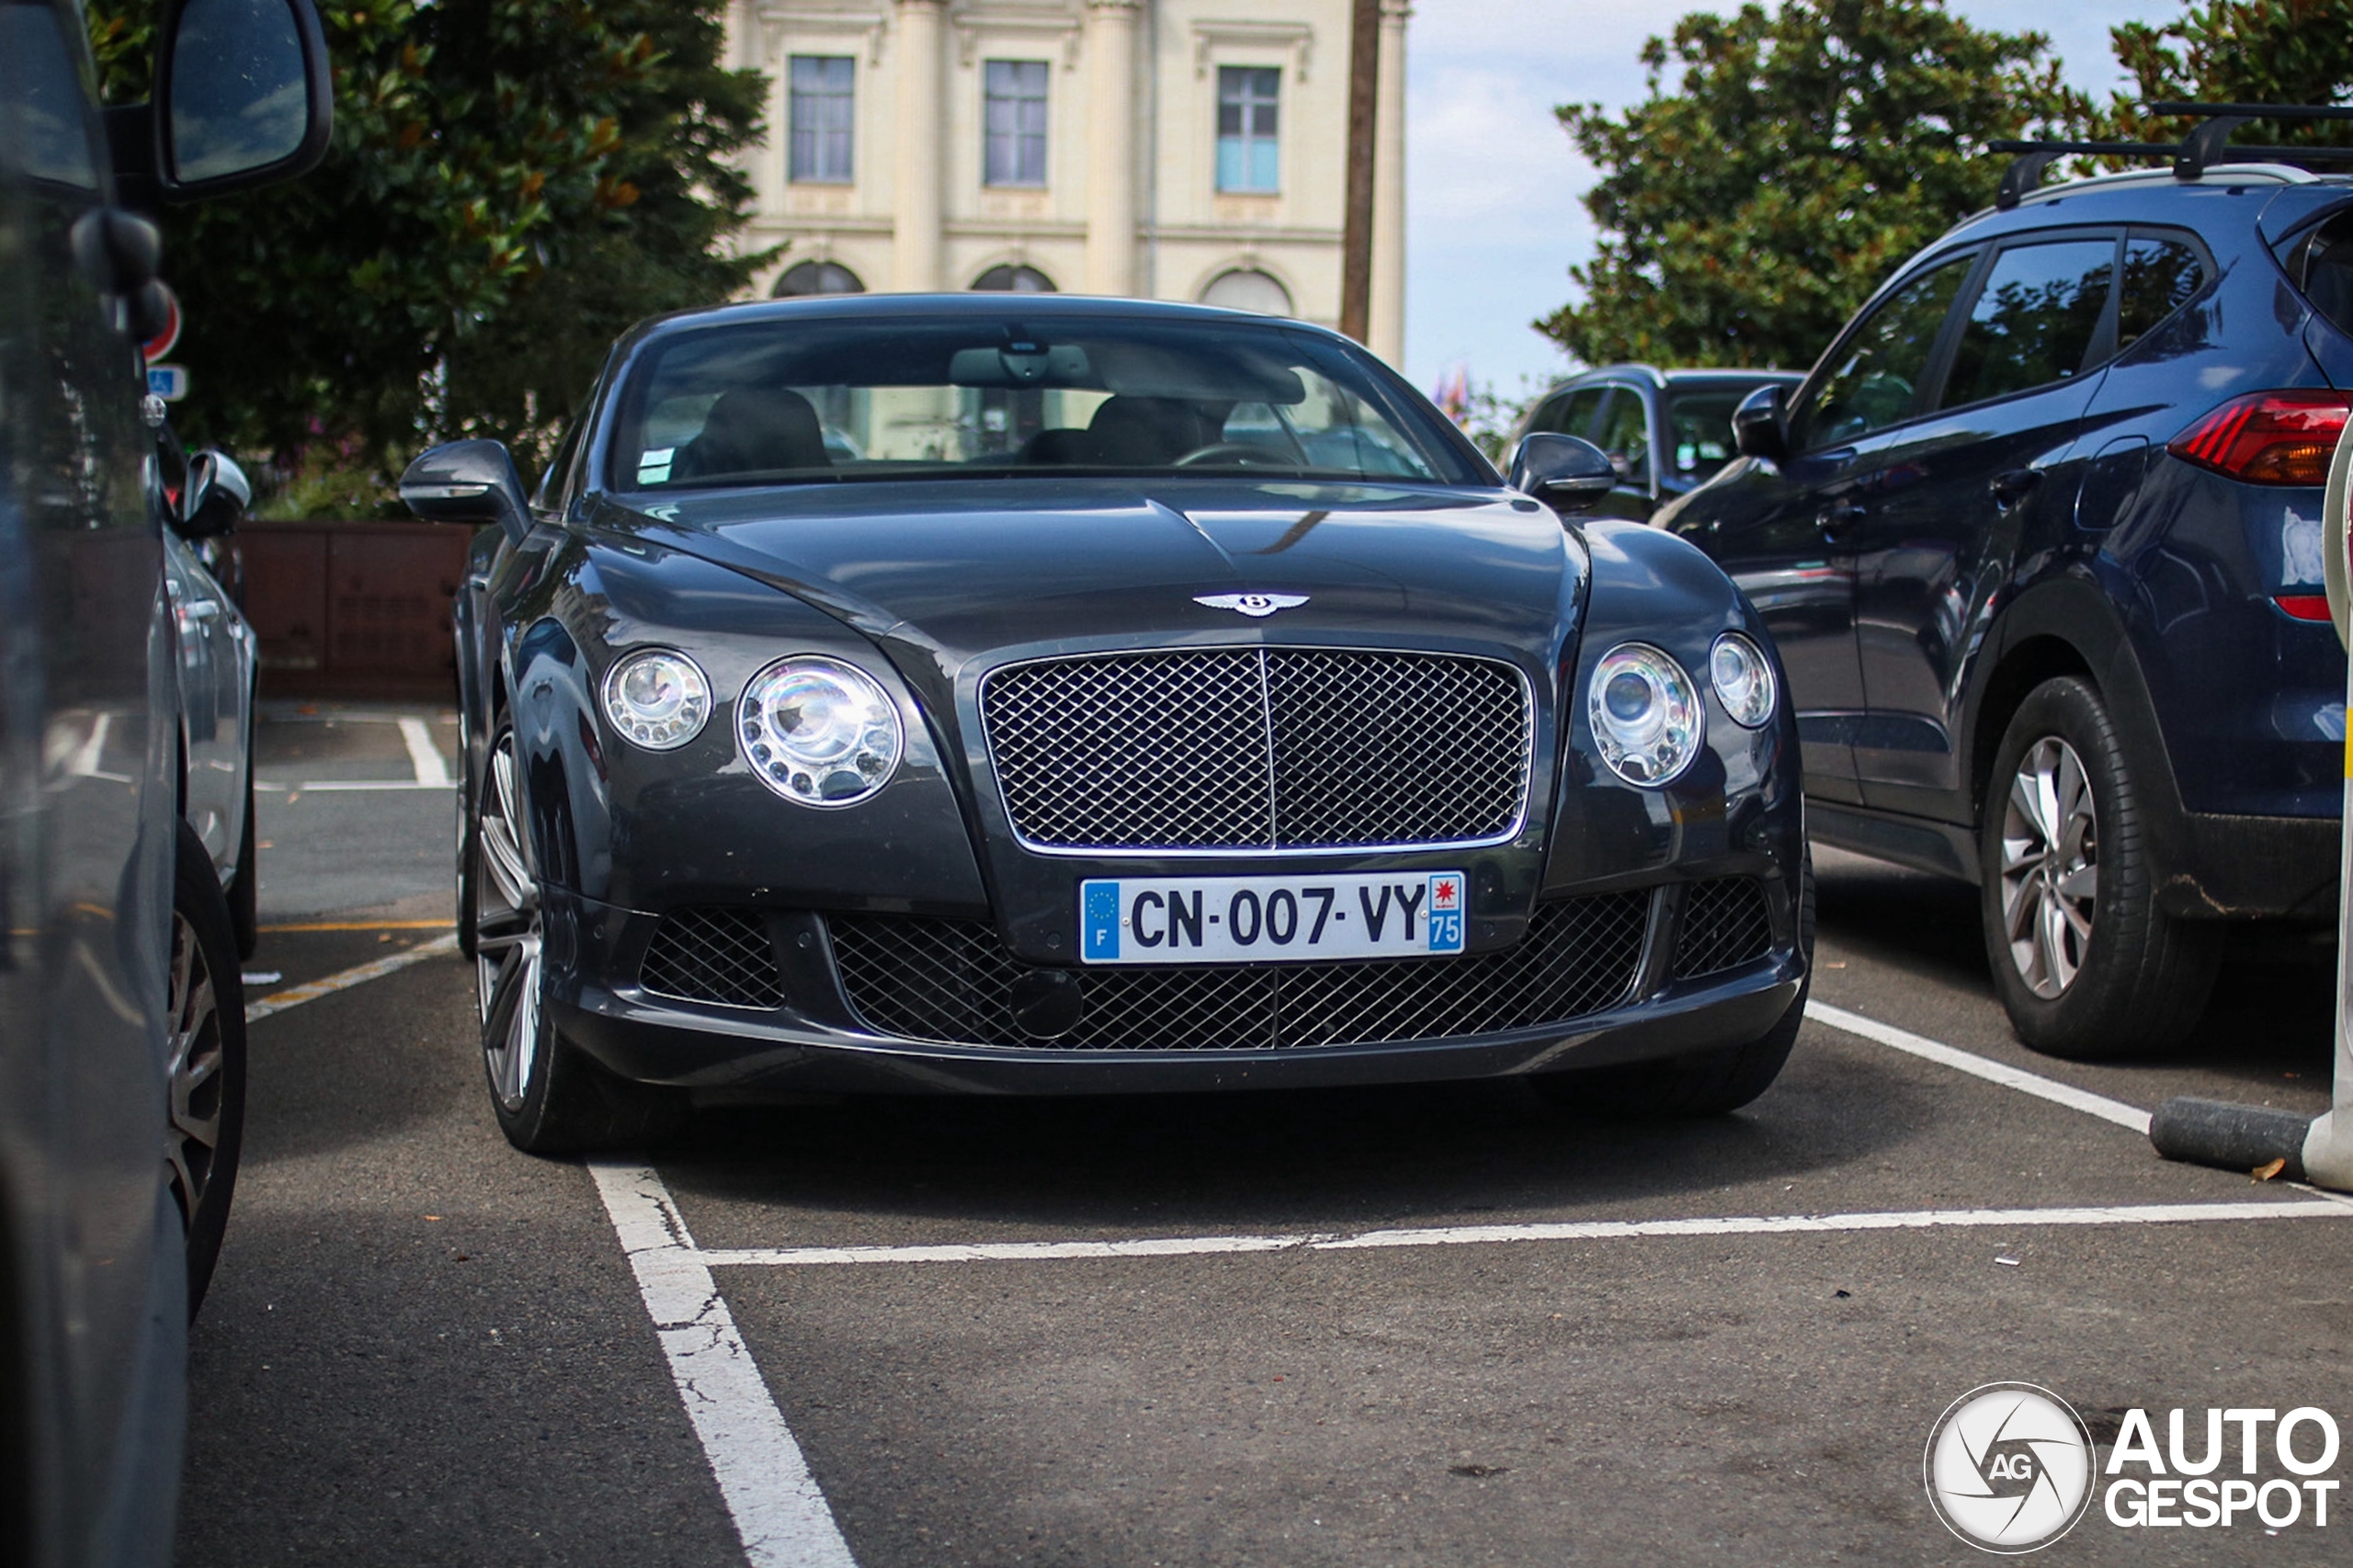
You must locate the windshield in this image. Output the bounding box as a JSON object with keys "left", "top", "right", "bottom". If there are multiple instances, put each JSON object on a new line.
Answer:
{"left": 1665, "top": 381, "right": 1779, "bottom": 484}
{"left": 608, "top": 314, "right": 1483, "bottom": 490}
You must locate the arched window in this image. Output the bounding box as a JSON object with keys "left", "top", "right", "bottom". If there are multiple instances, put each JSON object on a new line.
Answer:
{"left": 971, "top": 264, "right": 1057, "bottom": 293}
{"left": 771, "top": 261, "right": 865, "bottom": 297}
{"left": 1199, "top": 268, "right": 1294, "bottom": 316}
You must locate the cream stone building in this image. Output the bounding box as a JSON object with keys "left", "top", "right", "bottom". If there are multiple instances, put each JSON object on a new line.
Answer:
{"left": 720, "top": 0, "right": 1408, "bottom": 364}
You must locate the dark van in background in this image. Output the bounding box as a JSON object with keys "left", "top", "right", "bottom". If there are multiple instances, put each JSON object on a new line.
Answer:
{"left": 0, "top": 1, "right": 327, "bottom": 1562}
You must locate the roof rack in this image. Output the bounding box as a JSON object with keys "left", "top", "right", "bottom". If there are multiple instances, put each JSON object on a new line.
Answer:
{"left": 1990, "top": 102, "right": 2353, "bottom": 210}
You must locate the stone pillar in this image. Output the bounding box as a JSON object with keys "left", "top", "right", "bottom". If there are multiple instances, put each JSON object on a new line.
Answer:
{"left": 1369, "top": 0, "right": 1410, "bottom": 365}
{"left": 1084, "top": 0, "right": 1142, "bottom": 295}
{"left": 893, "top": 0, "right": 946, "bottom": 291}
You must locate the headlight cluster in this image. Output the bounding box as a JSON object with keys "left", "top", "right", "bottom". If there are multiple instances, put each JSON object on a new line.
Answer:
{"left": 739, "top": 656, "right": 904, "bottom": 807}
{"left": 599, "top": 648, "right": 904, "bottom": 807}
{"left": 1586, "top": 633, "right": 1776, "bottom": 788}
{"left": 602, "top": 650, "right": 711, "bottom": 751}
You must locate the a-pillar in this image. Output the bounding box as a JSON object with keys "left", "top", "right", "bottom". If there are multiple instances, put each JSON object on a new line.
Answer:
{"left": 1369, "top": 0, "right": 1410, "bottom": 365}
{"left": 892, "top": 0, "right": 946, "bottom": 291}
{"left": 1084, "top": 0, "right": 1142, "bottom": 295}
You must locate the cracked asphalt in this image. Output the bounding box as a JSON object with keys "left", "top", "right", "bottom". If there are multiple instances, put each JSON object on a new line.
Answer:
{"left": 179, "top": 704, "right": 2353, "bottom": 1565}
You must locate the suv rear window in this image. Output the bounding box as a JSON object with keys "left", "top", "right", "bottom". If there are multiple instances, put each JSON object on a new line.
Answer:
{"left": 2283, "top": 210, "right": 2353, "bottom": 339}
{"left": 2118, "top": 235, "right": 2206, "bottom": 351}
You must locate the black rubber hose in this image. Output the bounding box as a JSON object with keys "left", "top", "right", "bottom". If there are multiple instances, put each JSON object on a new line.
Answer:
{"left": 2149, "top": 1096, "right": 2313, "bottom": 1179}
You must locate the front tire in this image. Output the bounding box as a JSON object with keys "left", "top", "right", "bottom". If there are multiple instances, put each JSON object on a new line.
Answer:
{"left": 472, "top": 724, "right": 680, "bottom": 1153}
{"left": 1978, "top": 676, "right": 2221, "bottom": 1059}
{"left": 170, "top": 820, "right": 245, "bottom": 1317}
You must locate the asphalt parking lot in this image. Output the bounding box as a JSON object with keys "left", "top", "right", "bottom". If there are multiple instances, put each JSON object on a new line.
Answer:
{"left": 182, "top": 702, "right": 2353, "bottom": 1566}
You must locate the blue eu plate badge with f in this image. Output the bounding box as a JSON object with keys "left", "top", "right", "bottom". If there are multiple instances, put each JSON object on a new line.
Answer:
{"left": 1082, "top": 881, "right": 1122, "bottom": 961}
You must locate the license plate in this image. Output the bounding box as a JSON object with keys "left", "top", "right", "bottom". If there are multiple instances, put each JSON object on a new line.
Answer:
{"left": 1078, "top": 871, "right": 1467, "bottom": 964}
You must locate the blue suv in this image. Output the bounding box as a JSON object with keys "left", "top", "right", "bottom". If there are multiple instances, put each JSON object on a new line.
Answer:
{"left": 1658, "top": 143, "right": 2352, "bottom": 1059}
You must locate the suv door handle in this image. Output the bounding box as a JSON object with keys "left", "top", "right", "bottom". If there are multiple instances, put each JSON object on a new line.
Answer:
{"left": 1990, "top": 468, "right": 2042, "bottom": 509}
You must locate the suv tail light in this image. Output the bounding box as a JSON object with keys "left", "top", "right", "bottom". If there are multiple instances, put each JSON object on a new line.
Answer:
{"left": 2169, "top": 392, "right": 2353, "bottom": 485}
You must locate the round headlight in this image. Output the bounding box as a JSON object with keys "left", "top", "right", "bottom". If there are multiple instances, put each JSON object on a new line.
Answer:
{"left": 739, "top": 656, "right": 904, "bottom": 807}
{"left": 1710, "top": 633, "right": 1777, "bottom": 729}
{"left": 1587, "top": 643, "right": 1703, "bottom": 787}
{"left": 602, "top": 649, "right": 711, "bottom": 751}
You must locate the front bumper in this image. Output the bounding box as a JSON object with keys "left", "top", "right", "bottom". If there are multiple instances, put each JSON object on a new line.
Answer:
{"left": 539, "top": 872, "right": 1805, "bottom": 1099}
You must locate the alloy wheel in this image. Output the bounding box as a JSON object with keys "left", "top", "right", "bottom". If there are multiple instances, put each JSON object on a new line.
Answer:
{"left": 165, "top": 908, "right": 224, "bottom": 1221}
{"left": 1998, "top": 735, "right": 2099, "bottom": 999}
{"left": 474, "top": 733, "right": 543, "bottom": 1111}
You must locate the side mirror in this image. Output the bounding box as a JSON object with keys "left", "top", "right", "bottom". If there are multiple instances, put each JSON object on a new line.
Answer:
{"left": 1507, "top": 433, "right": 1619, "bottom": 516}
{"left": 1732, "top": 384, "right": 1790, "bottom": 463}
{"left": 178, "top": 449, "right": 251, "bottom": 539}
{"left": 401, "top": 440, "right": 531, "bottom": 542}
{"left": 108, "top": 0, "right": 334, "bottom": 207}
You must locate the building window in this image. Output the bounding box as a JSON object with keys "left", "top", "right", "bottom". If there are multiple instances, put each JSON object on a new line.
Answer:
{"left": 789, "top": 56, "right": 855, "bottom": 184}
{"left": 971, "top": 265, "right": 1056, "bottom": 293}
{"left": 983, "top": 60, "right": 1050, "bottom": 187}
{"left": 1217, "top": 66, "right": 1280, "bottom": 193}
{"left": 772, "top": 261, "right": 865, "bottom": 296}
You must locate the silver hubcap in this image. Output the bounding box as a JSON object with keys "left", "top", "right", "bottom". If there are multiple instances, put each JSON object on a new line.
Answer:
{"left": 165, "top": 909, "right": 223, "bottom": 1221}
{"left": 475, "top": 734, "right": 543, "bottom": 1112}
{"left": 1999, "top": 736, "right": 2099, "bottom": 1000}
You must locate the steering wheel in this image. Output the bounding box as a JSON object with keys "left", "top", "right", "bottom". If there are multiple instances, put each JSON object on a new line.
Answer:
{"left": 1172, "top": 442, "right": 1290, "bottom": 469}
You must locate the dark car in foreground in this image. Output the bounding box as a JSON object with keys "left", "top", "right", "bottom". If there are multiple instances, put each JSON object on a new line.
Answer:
{"left": 399, "top": 295, "right": 1812, "bottom": 1151}
{"left": 1659, "top": 135, "right": 2353, "bottom": 1059}
{"left": 1512, "top": 365, "right": 1804, "bottom": 521}
{"left": 1, "top": 0, "right": 329, "bottom": 1561}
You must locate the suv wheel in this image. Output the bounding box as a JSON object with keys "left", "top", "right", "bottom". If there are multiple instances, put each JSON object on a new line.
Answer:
{"left": 1979, "top": 677, "right": 2221, "bottom": 1058}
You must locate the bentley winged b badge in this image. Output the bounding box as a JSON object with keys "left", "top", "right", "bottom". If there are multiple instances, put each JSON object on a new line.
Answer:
{"left": 1194, "top": 592, "right": 1309, "bottom": 618}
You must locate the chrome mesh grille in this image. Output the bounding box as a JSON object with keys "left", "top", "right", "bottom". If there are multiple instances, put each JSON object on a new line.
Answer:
{"left": 1670, "top": 877, "right": 1774, "bottom": 981}
{"left": 640, "top": 907, "right": 786, "bottom": 1009}
{"left": 982, "top": 649, "right": 1531, "bottom": 851}
{"left": 828, "top": 893, "right": 1647, "bottom": 1051}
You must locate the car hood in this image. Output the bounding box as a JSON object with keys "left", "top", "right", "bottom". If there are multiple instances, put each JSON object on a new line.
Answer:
{"left": 583, "top": 478, "right": 1585, "bottom": 671}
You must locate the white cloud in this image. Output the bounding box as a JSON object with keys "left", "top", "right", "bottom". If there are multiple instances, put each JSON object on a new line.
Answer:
{"left": 1403, "top": 0, "right": 2162, "bottom": 397}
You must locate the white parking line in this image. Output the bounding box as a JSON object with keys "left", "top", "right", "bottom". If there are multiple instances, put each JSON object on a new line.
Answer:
{"left": 590, "top": 1163, "right": 858, "bottom": 1568}
{"left": 244, "top": 933, "right": 460, "bottom": 1020}
{"left": 692, "top": 1198, "right": 2348, "bottom": 1268}
{"left": 397, "top": 715, "right": 453, "bottom": 786}
{"left": 1803, "top": 999, "right": 2154, "bottom": 1134}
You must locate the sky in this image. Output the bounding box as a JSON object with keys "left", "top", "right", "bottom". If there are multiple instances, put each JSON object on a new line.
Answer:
{"left": 1401, "top": 1, "right": 2169, "bottom": 402}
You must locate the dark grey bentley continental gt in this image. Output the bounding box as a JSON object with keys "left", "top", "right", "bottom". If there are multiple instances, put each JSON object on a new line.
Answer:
{"left": 399, "top": 295, "right": 1812, "bottom": 1152}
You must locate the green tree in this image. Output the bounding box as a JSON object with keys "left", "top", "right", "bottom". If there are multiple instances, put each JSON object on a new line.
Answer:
{"left": 2080, "top": 0, "right": 2353, "bottom": 156}
{"left": 1540, "top": 0, "right": 2073, "bottom": 370}
{"left": 89, "top": 0, "right": 770, "bottom": 494}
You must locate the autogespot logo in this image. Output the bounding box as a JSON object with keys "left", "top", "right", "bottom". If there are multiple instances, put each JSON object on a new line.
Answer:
{"left": 1924, "top": 1383, "right": 2097, "bottom": 1552}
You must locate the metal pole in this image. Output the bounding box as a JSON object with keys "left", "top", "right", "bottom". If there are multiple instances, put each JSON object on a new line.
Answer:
{"left": 1339, "top": 0, "right": 1379, "bottom": 344}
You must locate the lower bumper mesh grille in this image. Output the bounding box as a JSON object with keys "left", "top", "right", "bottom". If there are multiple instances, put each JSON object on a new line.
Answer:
{"left": 828, "top": 892, "right": 1649, "bottom": 1051}
{"left": 1670, "top": 877, "right": 1774, "bottom": 980}
{"left": 641, "top": 906, "right": 786, "bottom": 1009}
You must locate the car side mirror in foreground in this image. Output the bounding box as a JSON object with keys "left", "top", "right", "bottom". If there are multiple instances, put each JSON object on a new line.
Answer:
{"left": 1732, "top": 383, "right": 1789, "bottom": 463}
{"left": 401, "top": 440, "right": 531, "bottom": 543}
{"left": 177, "top": 449, "right": 251, "bottom": 539}
{"left": 1507, "top": 433, "right": 1619, "bottom": 516}
{"left": 107, "top": 0, "right": 334, "bottom": 208}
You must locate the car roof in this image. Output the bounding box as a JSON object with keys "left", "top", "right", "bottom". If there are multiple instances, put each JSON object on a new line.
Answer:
{"left": 623, "top": 290, "right": 1352, "bottom": 350}
{"left": 1940, "top": 163, "right": 2353, "bottom": 253}
{"left": 1540, "top": 365, "right": 1803, "bottom": 396}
